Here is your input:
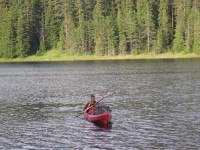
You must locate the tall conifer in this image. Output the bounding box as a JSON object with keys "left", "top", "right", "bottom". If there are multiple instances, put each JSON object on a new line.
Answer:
{"left": 155, "top": 0, "right": 171, "bottom": 53}
{"left": 193, "top": 1, "right": 200, "bottom": 54}
{"left": 173, "top": 1, "right": 185, "bottom": 52}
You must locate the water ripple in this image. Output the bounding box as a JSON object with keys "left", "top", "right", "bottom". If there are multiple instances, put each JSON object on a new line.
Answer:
{"left": 0, "top": 59, "right": 200, "bottom": 149}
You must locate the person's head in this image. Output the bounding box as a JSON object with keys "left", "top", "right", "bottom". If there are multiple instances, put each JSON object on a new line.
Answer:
{"left": 90, "top": 94, "right": 95, "bottom": 102}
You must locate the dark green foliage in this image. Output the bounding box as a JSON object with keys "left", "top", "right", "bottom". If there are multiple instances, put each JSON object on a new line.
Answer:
{"left": 0, "top": 4, "right": 17, "bottom": 58}
{"left": 172, "top": 0, "right": 186, "bottom": 53}
{"left": 0, "top": 0, "right": 200, "bottom": 58}
{"left": 192, "top": 0, "right": 200, "bottom": 54}
{"left": 154, "top": 0, "right": 171, "bottom": 53}
{"left": 16, "top": 8, "right": 30, "bottom": 58}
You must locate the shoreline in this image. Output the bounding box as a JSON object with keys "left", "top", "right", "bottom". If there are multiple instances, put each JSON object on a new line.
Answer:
{"left": 0, "top": 53, "right": 200, "bottom": 63}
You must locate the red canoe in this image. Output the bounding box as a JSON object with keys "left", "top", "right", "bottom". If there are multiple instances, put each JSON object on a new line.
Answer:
{"left": 83, "top": 103, "right": 112, "bottom": 125}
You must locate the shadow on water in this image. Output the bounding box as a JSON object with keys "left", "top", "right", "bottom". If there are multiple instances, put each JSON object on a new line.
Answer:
{"left": 93, "top": 122, "right": 113, "bottom": 131}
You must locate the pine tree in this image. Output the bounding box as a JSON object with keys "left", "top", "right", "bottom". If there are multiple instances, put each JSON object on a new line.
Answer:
{"left": 83, "top": 0, "right": 96, "bottom": 54}
{"left": 59, "top": 21, "right": 65, "bottom": 52}
{"left": 172, "top": 1, "right": 185, "bottom": 53}
{"left": 16, "top": 7, "right": 30, "bottom": 58}
{"left": 136, "top": 0, "right": 146, "bottom": 52}
{"left": 28, "top": 0, "right": 41, "bottom": 54}
{"left": 63, "top": 14, "right": 75, "bottom": 54}
{"left": 76, "top": 0, "right": 87, "bottom": 54}
{"left": 0, "top": 7, "right": 10, "bottom": 57}
{"left": 5, "top": 9, "right": 17, "bottom": 58}
{"left": 45, "top": 0, "right": 62, "bottom": 50}
{"left": 92, "top": 0, "right": 117, "bottom": 55}
{"left": 93, "top": 0, "right": 104, "bottom": 55}
{"left": 192, "top": 0, "right": 200, "bottom": 54}
{"left": 144, "top": 0, "right": 155, "bottom": 53}
{"left": 117, "top": 0, "right": 127, "bottom": 54}
{"left": 183, "top": 0, "right": 193, "bottom": 53}
{"left": 185, "top": 3, "right": 194, "bottom": 53}
{"left": 38, "top": 3, "right": 46, "bottom": 55}
{"left": 124, "top": 0, "right": 138, "bottom": 54}
{"left": 154, "top": 0, "right": 171, "bottom": 53}
{"left": 107, "top": 1, "right": 118, "bottom": 55}
{"left": 60, "top": 0, "right": 77, "bottom": 54}
{"left": 1, "top": 0, "right": 200, "bottom": 58}
{"left": 0, "top": 2, "right": 17, "bottom": 58}
{"left": 106, "top": 16, "right": 117, "bottom": 56}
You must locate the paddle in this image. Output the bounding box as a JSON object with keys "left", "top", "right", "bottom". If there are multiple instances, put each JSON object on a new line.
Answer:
{"left": 76, "top": 92, "right": 113, "bottom": 117}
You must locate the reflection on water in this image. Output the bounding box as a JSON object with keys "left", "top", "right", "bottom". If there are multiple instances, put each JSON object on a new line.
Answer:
{"left": 0, "top": 59, "right": 200, "bottom": 149}
{"left": 92, "top": 122, "right": 113, "bottom": 131}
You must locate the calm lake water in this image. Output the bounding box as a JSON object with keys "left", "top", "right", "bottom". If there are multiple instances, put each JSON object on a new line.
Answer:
{"left": 0, "top": 59, "right": 200, "bottom": 149}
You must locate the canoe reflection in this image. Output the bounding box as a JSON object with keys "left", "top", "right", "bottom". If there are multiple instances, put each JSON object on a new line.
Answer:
{"left": 93, "top": 122, "right": 113, "bottom": 131}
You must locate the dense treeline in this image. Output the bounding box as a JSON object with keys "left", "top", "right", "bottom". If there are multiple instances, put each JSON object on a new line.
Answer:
{"left": 0, "top": 0, "right": 200, "bottom": 58}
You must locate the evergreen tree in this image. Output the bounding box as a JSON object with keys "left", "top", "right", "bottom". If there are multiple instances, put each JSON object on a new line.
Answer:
{"left": 92, "top": 0, "right": 117, "bottom": 55}
{"left": 0, "top": 0, "right": 200, "bottom": 59}
{"left": 83, "top": 0, "right": 96, "bottom": 54}
{"left": 61, "top": 0, "right": 78, "bottom": 54}
{"left": 106, "top": 16, "right": 117, "bottom": 55}
{"left": 28, "top": 0, "right": 41, "bottom": 54}
{"left": 0, "top": 2, "right": 17, "bottom": 58}
{"left": 144, "top": 0, "right": 155, "bottom": 53}
{"left": 117, "top": 0, "right": 127, "bottom": 54}
{"left": 4, "top": 8, "right": 17, "bottom": 58}
{"left": 192, "top": 0, "right": 200, "bottom": 54}
{"left": 59, "top": 21, "right": 65, "bottom": 52}
{"left": 172, "top": 1, "right": 185, "bottom": 52}
{"left": 182, "top": 0, "right": 193, "bottom": 53}
{"left": 185, "top": 2, "right": 194, "bottom": 53}
{"left": 124, "top": 0, "right": 138, "bottom": 54}
{"left": 136, "top": 0, "right": 146, "bottom": 52}
{"left": 154, "top": 0, "right": 171, "bottom": 53}
{"left": 63, "top": 14, "right": 75, "bottom": 54}
{"left": 107, "top": 1, "right": 118, "bottom": 55}
{"left": 0, "top": 7, "right": 10, "bottom": 57}
{"left": 76, "top": 0, "right": 87, "bottom": 54}
{"left": 16, "top": 7, "right": 30, "bottom": 58}
{"left": 38, "top": 2, "right": 46, "bottom": 55}
{"left": 45, "top": 0, "right": 59, "bottom": 49}
{"left": 93, "top": 0, "right": 105, "bottom": 55}
{"left": 41, "top": 0, "right": 64, "bottom": 52}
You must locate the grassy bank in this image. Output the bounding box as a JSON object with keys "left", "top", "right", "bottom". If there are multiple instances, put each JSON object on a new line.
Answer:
{"left": 0, "top": 49, "right": 200, "bottom": 63}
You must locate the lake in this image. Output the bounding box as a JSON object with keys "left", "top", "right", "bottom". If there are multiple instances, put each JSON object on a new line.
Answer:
{"left": 0, "top": 59, "right": 199, "bottom": 149}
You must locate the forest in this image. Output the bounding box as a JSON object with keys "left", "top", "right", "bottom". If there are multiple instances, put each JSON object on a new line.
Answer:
{"left": 0, "top": 0, "right": 200, "bottom": 59}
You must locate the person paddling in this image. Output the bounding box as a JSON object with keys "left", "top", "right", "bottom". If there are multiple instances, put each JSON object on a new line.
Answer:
{"left": 86, "top": 94, "right": 97, "bottom": 110}
{"left": 76, "top": 92, "right": 113, "bottom": 117}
